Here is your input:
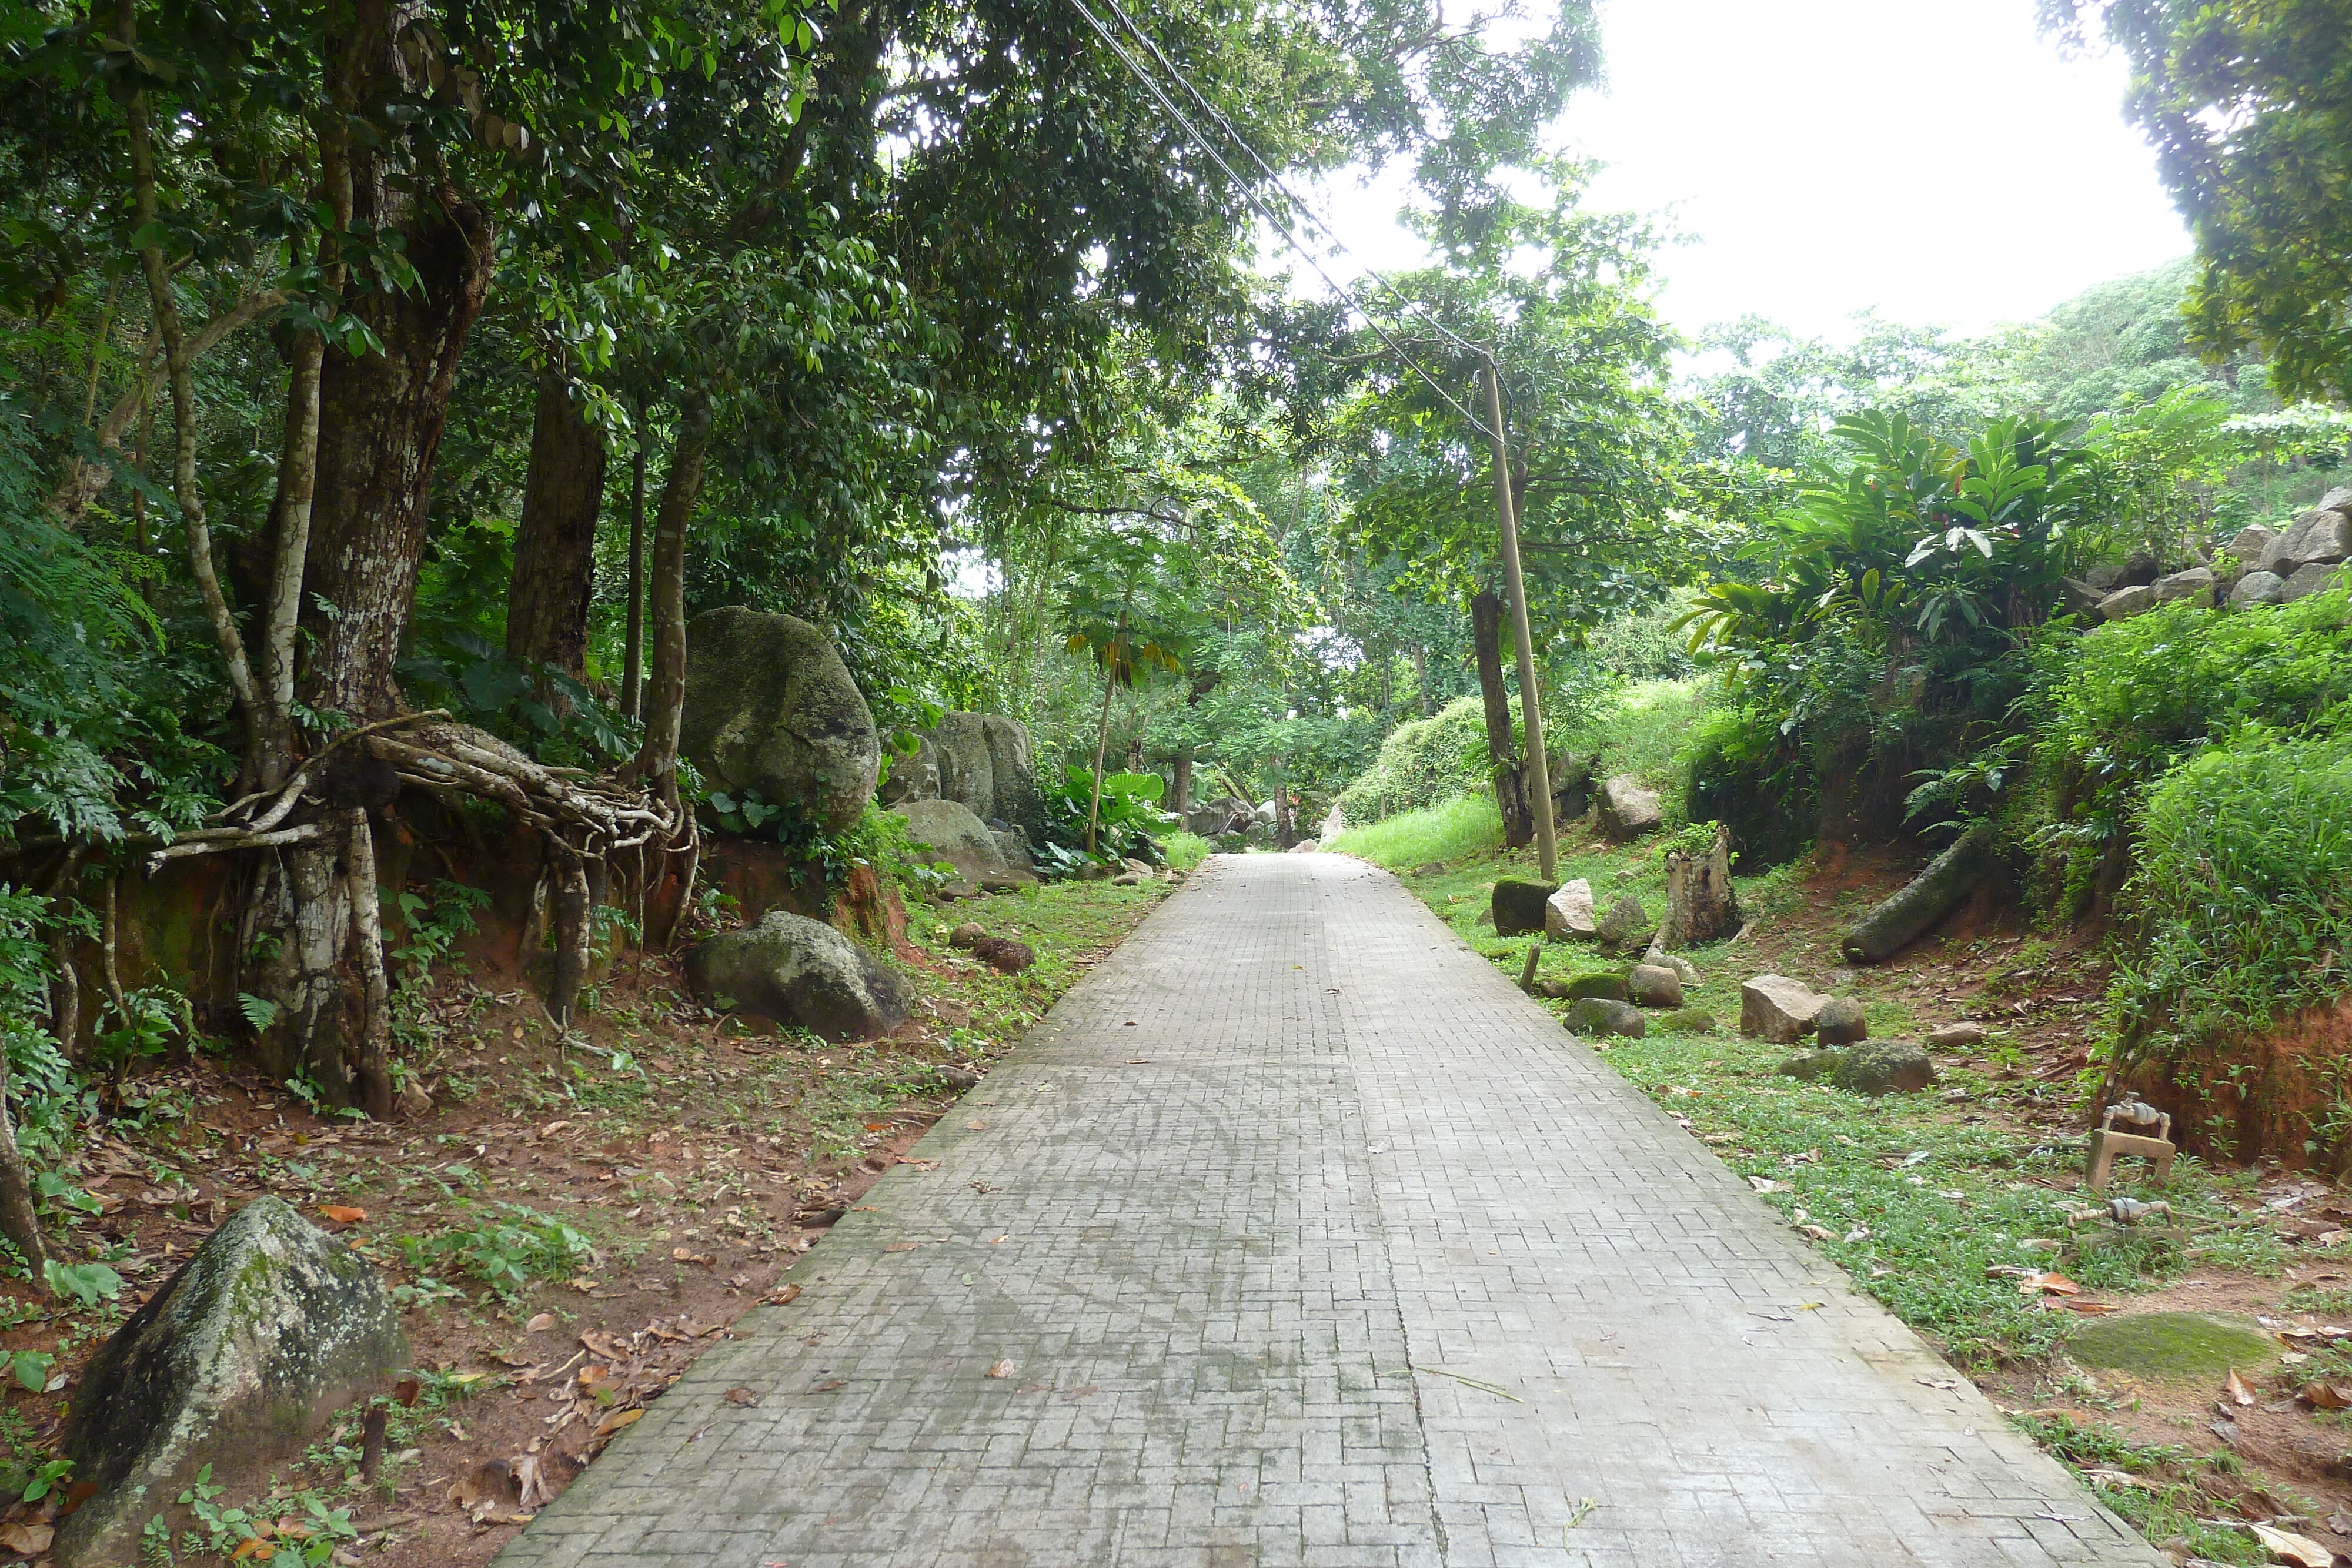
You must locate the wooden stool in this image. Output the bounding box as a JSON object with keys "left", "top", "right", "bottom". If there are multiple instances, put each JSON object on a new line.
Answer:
{"left": 2087, "top": 1100, "right": 2175, "bottom": 1190}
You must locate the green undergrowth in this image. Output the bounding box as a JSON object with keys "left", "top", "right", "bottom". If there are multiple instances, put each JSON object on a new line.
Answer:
{"left": 1328, "top": 793, "right": 1503, "bottom": 868}
{"left": 2014, "top": 1415, "right": 2267, "bottom": 1564}
{"left": 1372, "top": 831, "right": 2285, "bottom": 1373}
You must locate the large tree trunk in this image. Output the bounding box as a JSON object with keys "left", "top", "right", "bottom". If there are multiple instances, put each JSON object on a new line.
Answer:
{"left": 298, "top": 186, "right": 495, "bottom": 722}
{"left": 1471, "top": 589, "right": 1533, "bottom": 848}
{"left": 1170, "top": 755, "right": 1191, "bottom": 816}
{"left": 506, "top": 368, "right": 610, "bottom": 691}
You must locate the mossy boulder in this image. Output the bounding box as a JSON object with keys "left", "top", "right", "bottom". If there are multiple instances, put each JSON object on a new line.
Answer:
{"left": 1562, "top": 971, "right": 1629, "bottom": 1002}
{"left": 59, "top": 1198, "right": 408, "bottom": 1567}
{"left": 1778, "top": 1041, "right": 1936, "bottom": 1095}
{"left": 681, "top": 606, "right": 881, "bottom": 833}
{"left": 1659, "top": 1008, "right": 1719, "bottom": 1033}
{"left": 686, "top": 910, "right": 911, "bottom": 1041}
{"left": 2064, "top": 1312, "right": 2280, "bottom": 1383}
{"left": 1564, "top": 998, "right": 1646, "bottom": 1038}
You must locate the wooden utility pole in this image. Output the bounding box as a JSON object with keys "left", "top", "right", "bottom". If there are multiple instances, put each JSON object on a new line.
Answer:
{"left": 1481, "top": 359, "right": 1557, "bottom": 882}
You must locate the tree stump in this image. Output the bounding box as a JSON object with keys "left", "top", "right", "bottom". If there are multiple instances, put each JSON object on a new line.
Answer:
{"left": 1656, "top": 823, "right": 1739, "bottom": 953}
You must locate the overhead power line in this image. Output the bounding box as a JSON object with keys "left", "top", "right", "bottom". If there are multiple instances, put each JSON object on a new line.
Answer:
{"left": 1089, "top": 0, "right": 1489, "bottom": 368}
{"left": 1062, "top": 0, "right": 1498, "bottom": 442}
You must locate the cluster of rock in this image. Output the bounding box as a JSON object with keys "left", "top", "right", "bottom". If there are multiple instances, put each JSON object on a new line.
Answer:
{"left": 882, "top": 711, "right": 1044, "bottom": 893}
{"left": 1549, "top": 955, "right": 1702, "bottom": 1039}
{"left": 2066, "top": 487, "right": 2351, "bottom": 622}
{"left": 1738, "top": 973, "right": 1936, "bottom": 1095}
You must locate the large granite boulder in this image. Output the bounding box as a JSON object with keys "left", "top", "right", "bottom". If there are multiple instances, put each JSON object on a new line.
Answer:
{"left": 2150, "top": 566, "right": 2213, "bottom": 605}
{"left": 2224, "top": 524, "right": 2277, "bottom": 564}
{"left": 892, "top": 798, "right": 1034, "bottom": 889}
{"left": 2094, "top": 583, "right": 2156, "bottom": 621}
{"left": 2229, "top": 570, "right": 2288, "bottom": 608}
{"left": 685, "top": 910, "right": 911, "bottom": 1041}
{"left": 1740, "top": 974, "right": 1825, "bottom": 1044}
{"left": 681, "top": 607, "right": 880, "bottom": 833}
{"left": 980, "top": 716, "right": 1041, "bottom": 830}
{"left": 1596, "top": 774, "right": 1663, "bottom": 840}
{"left": 2281, "top": 561, "right": 2348, "bottom": 603}
{"left": 877, "top": 731, "right": 941, "bottom": 806}
{"left": 59, "top": 1198, "right": 408, "bottom": 1566}
{"left": 1545, "top": 879, "right": 1597, "bottom": 940}
{"left": 2259, "top": 495, "right": 2352, "bottom": 576}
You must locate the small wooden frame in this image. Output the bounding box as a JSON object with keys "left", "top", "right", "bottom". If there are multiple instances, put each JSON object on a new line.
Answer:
{"left": 2086, "top": 1101, "right": 2175, "bottom": 1191}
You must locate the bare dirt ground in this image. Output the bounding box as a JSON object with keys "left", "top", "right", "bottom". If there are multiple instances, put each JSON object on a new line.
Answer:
{"left": 0, "top": 874, "right": 1174, "bottom": 1567}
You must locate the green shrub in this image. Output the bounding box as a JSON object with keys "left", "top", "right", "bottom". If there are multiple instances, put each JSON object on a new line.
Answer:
{"left": 1327, "top": 794, "right": 1503, "bottom": 869}
{"left": 2037, "top": 587, "right": 2352, "bottom": 846}
{"left": 2112, "top": 731, "right": 2352, "bottom": 1071}
{"left": 1334, "top": 697, "right": 1488, "bottom": 825}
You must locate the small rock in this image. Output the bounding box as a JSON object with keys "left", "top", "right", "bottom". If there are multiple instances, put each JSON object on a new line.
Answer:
{"left": 1285, "top": 839, "right": 1319, "bottom": 854}
{"left": 1411, "top": 862, "right": 1447, "bottom": 877}
{"left": 1111, "top": 871, "right": 1146, "bottom": 887}
{"left": 1658, "top": 1008, "right": 1719, "bottom": 1034}
{"left": 1121, "top": 858, "right": 1155, "bottom": 877}
{"left": 59, "top": 1199, "right": 410, "bottom": 1566}
{"left": 1563, "top": 998, "right": 1646, "bottom": 1039}
{"left": 2094, "top": 583, "right": 2157, "bottom": 620}
{"left": 1530, "top": 978, "right": 1575, "bottom": 1000}
{"left": 935, "top": 1064, "right": 982, "bottom": 1092}
{"left": 965, "top": 934, "right": 1035, "bottom": 974}
{"left": 1615, "top": 867, "right": 1636, "bottom": 883}
{"left": 1544, "top": 880, "right": 1597, "bottom": 940}
{"left": 2228, "top": 570, "right": 2287, "bottom": 607}
{"left": 1740, "top": 974, "right": 1824, "bottom": 1044}
{"left": 1814, "top": 997, "right": 1869, "bottom": 1045}
{"left": 1596, "top": 775, "right": 1664, "bottom": 840}
{"left": 1926, "top": 1021, "right": 1987, "bottom": 1051}
{"left": 1563, "top": 972, "right": 1629, "bottom": 1002}
{"left": 1778, "top": 1041, "right": 1937, "bottom": 1095}
{"left": 1658, "top": 953, "right": 1702, "bottom": 984}
{"left": 948, "top": 922, "right": 988, "bottom": 948}
{"left": 1626, "top": 964, "right": 1685, "bottom": 1009}
{"left": 1594, "top": 894, "right": 1649, "bottom": 946}
{"left": 394, "top": 1080, "right": 435, "bottom": 1119}
{"left": 1491, "top": 879, "right": 1556, "bottom": 938}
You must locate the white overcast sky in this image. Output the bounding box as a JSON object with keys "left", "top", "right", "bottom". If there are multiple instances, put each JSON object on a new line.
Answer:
{"left": 1295, "top": 0, "right": 2193, "bottom": 344}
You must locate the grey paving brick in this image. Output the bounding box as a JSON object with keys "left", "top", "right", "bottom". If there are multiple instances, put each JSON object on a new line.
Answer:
{"left": 497, "top": 855, "right": 2160, "bottom": 1566}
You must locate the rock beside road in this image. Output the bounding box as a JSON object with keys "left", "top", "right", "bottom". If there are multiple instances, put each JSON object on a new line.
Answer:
{"left": 1626, "top": 964, "right": 1685, "bottom": 1009}
{"left": 1927, "top": 1021, "right": 1987, "bottom": 1051}
{"left": 1740, "top": 974, "right": 1824, "bottom": 1044}
{"left": 59, "top": 1198, "right": 409, "bottom": 1567}
{"left": 687, "top": 910, "right": 911, "bottom": 1041}
{"left": 1778, "top": 1041, "right": 1939, "bottom": 1096}
{"left": 1545, "top": 879, "right": 1597, "bottom": 940}
{"left": 1564, "top": 998, "right": 1646, "bottom": 1039}
{"left": 1492, "top": 879, "right": 1556, "bottom": 937}
{"left": 1595, "top": 894, "right": 1649, "bottom": 947}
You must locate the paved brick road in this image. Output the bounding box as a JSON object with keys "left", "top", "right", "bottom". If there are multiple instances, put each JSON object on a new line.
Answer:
{"left": 498, "top": 854, "right": 2157, "bottom": 1568}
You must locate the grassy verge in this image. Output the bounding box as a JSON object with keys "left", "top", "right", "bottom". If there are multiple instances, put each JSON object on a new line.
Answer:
{"left": 1328, "top": 794, "right": 1502, "bottom": 867}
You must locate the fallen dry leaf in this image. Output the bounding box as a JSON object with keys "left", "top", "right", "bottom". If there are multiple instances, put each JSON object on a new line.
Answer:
{"left": 764, "top": 1283, "right": 802, "bottom": 1306}
{"left": 0, "top": 1522, "right": 54, "bottom": 1554}
{"left": 2224, "top": 1368, "right": 2256, "bottom": 1406}
{"left": 1798, "top": 1224, "right": 1836, "bottom": 1241}
{"left": 229, "top": 1538, "right": 272, "bottom": 1562}
{"left": 726, "top": 1386, "right": 760, "bottom": 1406}
{"left": 1746, "top": 1176, "right": 1790, "bottom": 1194}
{"left": 2249, "top": 1522, "right": 2334, "bottom": 1567}
{"left": 513, "top": 1453, "right": 557, "bottom": 1509}
{"left": 808, "top": 1378, "right": 846, "bottom": 1392}
{"left": 986, "top": 1358, "right": 1016, "bottom": 1379}
{"left": 2082, "top": 1467, "right": 2153, "bottom": 1491}
{"left": 670, "top": 1246, "right": 716, "bottom": 1265}
{"left": 2298, "top": 1380, "right": 2352, "bottom": 1410}
{"left": 593, "top": 1408, "right": 643, "bottom": 1437}
{"left": 317, "top": 1204, "right": 366, "bottom": 1224}
{"left": 2018, "top": 1272, "right": 2081, "bottom": 1297}
{"left": 881, "top": 1242, "right": 918, "bottom": 1253}
{"left": 525, "top": 1312, "right": 555, "bottom": 1333}
{"left": 2062, "top": 1300, "right": 2123, "bottom": 1315}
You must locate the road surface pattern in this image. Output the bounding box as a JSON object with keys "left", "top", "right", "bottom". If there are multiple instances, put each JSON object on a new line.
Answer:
{"left": 500, "top": 855, "right": 2157, "bottom": 1568}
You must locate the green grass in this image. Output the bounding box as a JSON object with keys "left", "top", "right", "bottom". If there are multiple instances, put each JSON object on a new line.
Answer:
{"left": 2017, "top": 1415, "right": 2267, "bottom": 1564}
{"left": 1555, "top": 676, "right": 1708, "bottom": 808}
{"left": 1162, "top": 830, "right": 1212, "bottom": 869}
{"left": 1327, "top": 793, "right": 1503, "bottom": 869}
